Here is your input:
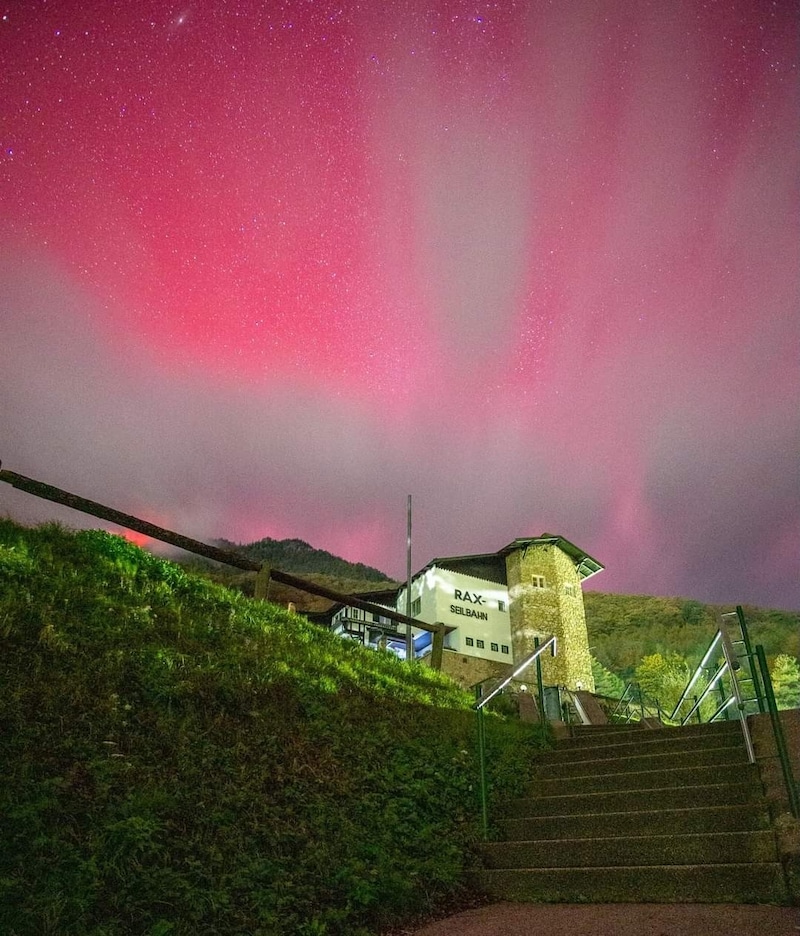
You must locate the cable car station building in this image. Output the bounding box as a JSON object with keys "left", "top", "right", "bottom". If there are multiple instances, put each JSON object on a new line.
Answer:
{"left": 330, "top": 534, "right": 603, "bottom": 692}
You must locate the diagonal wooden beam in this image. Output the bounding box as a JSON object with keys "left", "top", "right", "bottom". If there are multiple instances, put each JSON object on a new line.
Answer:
{"left": 0, "top": 465, "right": 442, "bottom": 634}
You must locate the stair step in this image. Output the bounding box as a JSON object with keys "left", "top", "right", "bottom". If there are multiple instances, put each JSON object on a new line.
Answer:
{"left": 496, "top": 803, "right": 772, "bottom": 841}
{"left": 473, "top": 863, "right": 789, "bottom": 903}
{"left": 533, "top": 745, "right": 748, "bottom": 779}
{"left": 504, "top": 781, "right": 764, "bottom": 818}
{"left": 525, "top": 762, "right": 761, "bottom": 796}
{"left": 479, "top": 715, "right": 786, "bottom": 906}
{"left": 538, "top": 732, "right": 745, "bottom": 765}
{"left": 566, "top": 721, "right": 740, "bottom": 747}
{"left": 480, "top": 830, "right": 779, "bottom": 868}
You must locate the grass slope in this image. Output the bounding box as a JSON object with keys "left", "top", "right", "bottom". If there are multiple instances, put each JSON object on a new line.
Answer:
{"left": 0, "top": 520, "right": 546, "bottom": 936}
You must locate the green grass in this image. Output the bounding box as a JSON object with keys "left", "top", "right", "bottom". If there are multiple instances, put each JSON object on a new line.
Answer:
{"left": 0, "top": 519, "right": 549, "bottom": 935}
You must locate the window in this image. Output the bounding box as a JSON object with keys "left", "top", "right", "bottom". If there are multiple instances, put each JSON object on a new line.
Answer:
{"left": 465, "top": 637, "right": 474, "bottom": 647}
{"left": 501, "top": 645, "right": 509, "bottom": 654}
{"left": 490, "top": 642, "right": 499, "bottom": 652}
{"left": 476, "top": 639, "right": 485, "bottom": 649}
{"left": 531, "top": 575, "right": 546, "bottom": 589}
{"left": 564, "top": 583, "right": 576, "bottom": 597}
{"left": 498, "top": 600, "right": 506, "bottom": 612}
{"left": 351, "top": 608, "right": 360, "bottom": 619}
{"left": 373, "top": 612, "right": 381, "bottom": 622}
{"left": 411, "top": 598, "right": 422, "bottom": 615}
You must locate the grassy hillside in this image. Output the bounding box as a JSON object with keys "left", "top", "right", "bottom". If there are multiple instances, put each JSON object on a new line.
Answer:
{"left": 0, "top": 520, "right": 548, "bottom": 935}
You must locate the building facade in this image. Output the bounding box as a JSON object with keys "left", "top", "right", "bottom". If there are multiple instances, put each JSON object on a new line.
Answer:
{"left": 331, "top": 534, "right": 603, "bottom": 692}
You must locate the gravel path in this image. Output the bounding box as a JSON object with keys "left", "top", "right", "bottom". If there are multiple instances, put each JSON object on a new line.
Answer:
{"left": 405, "top": 902, "right": 800, "bottom": 935}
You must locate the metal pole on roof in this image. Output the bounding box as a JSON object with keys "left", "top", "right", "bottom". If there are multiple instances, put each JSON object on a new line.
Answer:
{"left": 405, "top": 494, "right": 413, "bottom": 661}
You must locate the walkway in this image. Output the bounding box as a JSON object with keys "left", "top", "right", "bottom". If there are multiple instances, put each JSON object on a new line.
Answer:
{"left": 406, "top": 902, "right": 800, "bottom": 935}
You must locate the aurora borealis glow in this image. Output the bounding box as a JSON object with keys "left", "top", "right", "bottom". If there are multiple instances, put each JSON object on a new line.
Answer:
{"left": 1, "top": 1, "right": 798, "bottom": 608}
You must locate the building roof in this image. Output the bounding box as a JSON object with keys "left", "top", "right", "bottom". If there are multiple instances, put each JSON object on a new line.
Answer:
{"left": 314, "top": 534, "right": 604, "bottom": 623}
{"left": 412, "top": 533, "right": 604, "bottom": 586}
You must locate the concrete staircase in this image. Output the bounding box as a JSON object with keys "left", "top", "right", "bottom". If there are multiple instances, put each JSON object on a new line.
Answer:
{"left": 476, "top": 720, "right": 788, "bottom": 903}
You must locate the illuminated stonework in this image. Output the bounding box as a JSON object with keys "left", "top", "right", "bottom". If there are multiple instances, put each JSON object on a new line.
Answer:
{"left": 330, "top": 533, "right": 602, "bottom": 693}
{"left": 505, "top": 543, "right": 595, "bottom": 691}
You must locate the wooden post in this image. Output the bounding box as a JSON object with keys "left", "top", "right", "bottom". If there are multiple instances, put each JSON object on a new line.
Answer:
{"left": 430, "top": 622, "right": 446, "bottom": 672}
{"left": 255, "top": 564, "right": 271, "bottom": 601}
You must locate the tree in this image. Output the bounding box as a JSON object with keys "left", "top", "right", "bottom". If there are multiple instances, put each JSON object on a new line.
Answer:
{"left": 770, "top": 654, "right": 800, "bottom": 710}
{"left": 634, "top": 652, "right": 691, "bottom": 715}
{"left": 680, "top": 600, "right": 705, "bottom": 625}
{"left": 591, "top": 657, "right": 625, "bottom": 699}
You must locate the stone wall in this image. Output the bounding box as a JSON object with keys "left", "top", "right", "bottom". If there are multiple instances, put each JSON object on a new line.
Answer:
{"left": 749, "top": 708, "right": 800, "bottom": 900}
{"left": 505, "top": 543, "right": 595, "bottom": 691}
{"left": 423, "top": 648, "right": 510, "bottom": 692}
{"left": 750, "top": 708, "right": 800, "bottom": 811}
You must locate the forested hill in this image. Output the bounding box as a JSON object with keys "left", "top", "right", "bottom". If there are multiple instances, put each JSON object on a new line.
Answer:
{"left": 584, "top": 590, "right": 799, "bottom": 680}
{"left": 213, "top": 536, "right": 393, "bottom": 582}
{"left": 193, "top": 539, "right": 798, "bottom": 680}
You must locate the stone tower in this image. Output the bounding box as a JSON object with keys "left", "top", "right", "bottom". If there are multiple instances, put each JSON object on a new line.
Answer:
{"left": 504, "top": 536, "right": 600, "bottom": 691}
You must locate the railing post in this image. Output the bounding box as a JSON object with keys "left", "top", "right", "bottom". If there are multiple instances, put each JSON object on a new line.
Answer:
{"left": 720, "top": 631, "right": 756, "bottom": 764}
{"left": 755, "top": 644, "right": 800, "bottom": 819}
{"left": 534, "top": 636, "right": 545, "bottom": 727}
{"left": 716, "top": 677, "right": 730, "bottom": 720}
{"left": 737, "top": 605, "right": 765, "bottom": 714}
{"left": 475, "top": 686, "right": 489, "bottom": 841}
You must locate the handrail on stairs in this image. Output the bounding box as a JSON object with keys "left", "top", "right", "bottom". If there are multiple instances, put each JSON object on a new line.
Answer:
{"left": 671, "top": 628, "right": 755, "bottom": 764}
{"left": 474, "top": 636, "right": 557, "bottom": 840}
{"left": 754, "top": 644, "right": 800, "bottom": 819}
{"left": 607, "top": 682, "right": 664, "bottom": 725}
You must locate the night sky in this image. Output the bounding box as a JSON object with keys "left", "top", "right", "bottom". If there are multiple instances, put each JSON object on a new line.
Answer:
{"left": 1, "top": 1, "right": 798, "bottom": 609}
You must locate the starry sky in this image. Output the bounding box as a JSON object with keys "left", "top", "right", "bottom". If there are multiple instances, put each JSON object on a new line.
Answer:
{"left": 1, "top": 1, "right": 798, "bottom": 609}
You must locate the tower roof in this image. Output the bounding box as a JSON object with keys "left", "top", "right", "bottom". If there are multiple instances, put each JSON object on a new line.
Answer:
{"left": 412, "top": 533, "right": 604, "bottom": 586}
{"left": 499, "top": 534, "right": 604, "bottom": 580}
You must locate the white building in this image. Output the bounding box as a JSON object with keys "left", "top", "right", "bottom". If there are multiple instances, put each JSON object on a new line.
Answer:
{"left": 395, "top": 566, "right": 513, "bottom": 664}
{"left": 329, "top": 534, "right": 603, "bottom": 690}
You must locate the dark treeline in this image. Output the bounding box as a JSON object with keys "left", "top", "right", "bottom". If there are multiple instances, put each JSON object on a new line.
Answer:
{"left": 213, "top": 536, "right": 392, "bottom": 582}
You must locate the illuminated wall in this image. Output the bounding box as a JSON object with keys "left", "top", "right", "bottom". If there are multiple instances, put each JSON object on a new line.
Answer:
{"left": 336, "top": 540, "right": 597, "bottom": 692}
{"left": 397, "top": 567, "right": 513, "bottom": 665}
{"left": 505, "top": 544, "right": 595, "bottom": 691}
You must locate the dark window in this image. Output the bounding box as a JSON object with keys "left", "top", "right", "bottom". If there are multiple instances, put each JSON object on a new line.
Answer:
{"left": 490, "top": 642, "right": 499, "bottom": 652}
{"left": 498, "top": 600, "right": 506, "bottom": 612}
{"left": 411, "top": 598, "right": 421, "bottom": 615}
{"left": 501, "top": 645, "right": 510, "bottom": 654}
{"left": 465, "top": 637, "right": 474, "bottom": 647}
{"left": 476, "top": 639, "right": 485, "bottom": 649}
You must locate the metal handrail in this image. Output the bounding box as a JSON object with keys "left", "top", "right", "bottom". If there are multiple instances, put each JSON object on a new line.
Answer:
{"left": 608, "top": 682, "right": 636, "bottom": 722}
{"left": 679, "top": 658, "right": 729, "bottom": 725}
{"left": 670, "top": 630, "right": 724, "bottom": 722}
{"left": 474, "top": 636, "right": 557, "bottom": 840}
{"left": 476, "top": 637, "right": 557, "bottom": 710}
{"left": 608, "top": 682, "right": 664, "bottom": 725}
{"left": 754, "top": 644, "right": 800, "bottom": 819}
{"left": 719, "top": 627, "right": 755, "bottom": 764}
{"left": 671, "top": 627, "right": 755, "bottom": 763}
